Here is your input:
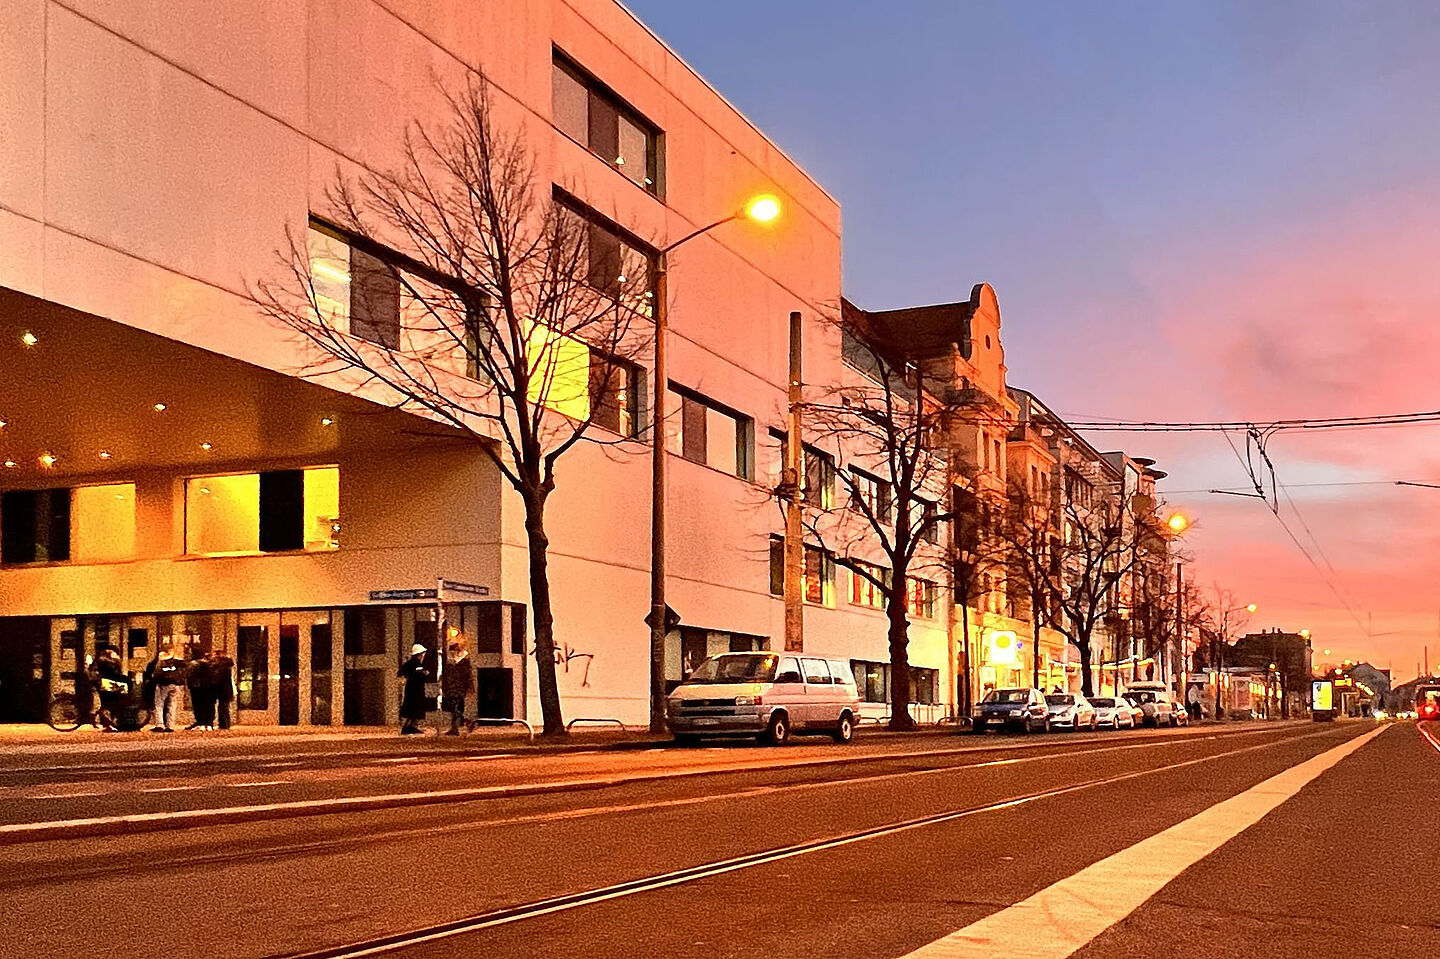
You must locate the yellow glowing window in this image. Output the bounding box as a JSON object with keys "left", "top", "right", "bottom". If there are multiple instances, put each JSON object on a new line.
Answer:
{"left": 526, "top": 323, "right": 592, "bottom": 421}
{"left": 71, "top": 483, "right": 137, "bottom": 563}
{"left": 185, "top": 467, "right": 340, "bottom": 556}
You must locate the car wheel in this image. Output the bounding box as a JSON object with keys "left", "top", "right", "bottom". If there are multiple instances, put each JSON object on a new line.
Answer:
{"left": 762, "top": 712, "right": 791, "bottom": 746}
{"left": 832, "top": 712, "right": 855, "bottom": 744}
{"left": 971, "top": 721, "right": 987, "bottom": 734}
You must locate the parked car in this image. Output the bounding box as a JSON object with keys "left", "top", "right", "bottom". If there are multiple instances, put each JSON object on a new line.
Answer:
{"left": 1045, "top": 692, "right": 1098, "bottom": 731}
{"left": 973, "top": 687, "right": 1050, "bottom": 734}
{"left": 1089, "top": 696, "right": 1135, "bottom": 729}
{"left": 667, "top": 652, "right": 860, "bottom": 746}
{"left": 1123, "top": 686, "right": 1177, "bottom": 727}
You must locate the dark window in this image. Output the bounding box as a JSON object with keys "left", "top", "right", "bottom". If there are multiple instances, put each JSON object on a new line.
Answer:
{"left": 344, "top": 607, "right": 387, "bottom": 656}
{"left": 509, "top": 603, "right": 526, "bottom": 655}
{"left": 668, "top": 386, "right": 754, "bottom": 479}
{"left": 681, "top": 628, "right": 708, "bottom": 676}
{"left": 848, "top": 469, "right": 894, "bottom": 525}
{"left": 0, "top": 488, "right": 70, "bottom": 565}
{"left": 475, "top": 605, "right": 503, "bottom": 655}
{"left": 558, "top": 195, "right": 654, "bottom": 315}
{"left": 803, "top": 446, "right": 835, "bottom": 508}
{"left": 258, "top": 470, "right": 305, "bottom": 553}
{"left": 349, "top": 247, "right": 401, "bottom": 348}
{"left": 769, "top": 535, "right": 785, "bottom": 596}
{"left": 917, "top": 499, "right": 940, "bottom": 545}
{"left": 552, "top": 52, "right": 661, "bottom": 194}
{"left": 237, "top": 625, "right": 269, "bottom": 710}
{"left": 590, "top": 355, "right": 643, "bottom": 438}
{"left": 804, "top": 546, "right": 835, "bottom": 606}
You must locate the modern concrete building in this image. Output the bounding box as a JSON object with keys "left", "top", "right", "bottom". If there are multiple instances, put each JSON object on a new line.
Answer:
{"left": 0, "top": 0, "right": 959, "bottom": 727}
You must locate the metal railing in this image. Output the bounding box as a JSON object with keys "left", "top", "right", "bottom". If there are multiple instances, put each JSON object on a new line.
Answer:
{"left": 467, "top": 717, "right": 535, "bottom": 741}
{"left": 564, "top": 717, "right": 627, "bottom": 733}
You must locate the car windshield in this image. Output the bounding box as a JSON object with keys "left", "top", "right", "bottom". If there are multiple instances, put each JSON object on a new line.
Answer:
{"left": 1046, "top": 695, "right": 1075, "bottom": 706}
{"left": 684, "top": 654, "right": 777, "bottom": 684}
{"left": 1090, "top": 698, "right": 1116, "bottom": 707}
{"left": 1127, "top": 691, "right": 1159, "bottom": 704}
{"left": 984, "top": 689, "right": 1031, "bottom": 704}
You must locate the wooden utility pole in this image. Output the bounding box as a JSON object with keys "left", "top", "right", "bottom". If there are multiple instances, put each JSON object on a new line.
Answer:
{"left": 784, "top": 311, "right": 805, "bottom": 653}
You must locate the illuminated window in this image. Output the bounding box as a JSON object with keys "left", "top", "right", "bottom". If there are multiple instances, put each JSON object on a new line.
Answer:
{"left": 72, "top": 484, "right": 137, "bottom": 563}
{"left": 526, "top": 325, "right": 642, "bottom": 438}
{"left": 307, "top": 222, "right": 400, "bottom": 349}
{"left": 849, "top": 561, "right": 890, "bottom": 609}
{"left": 1, "top": 485, "right": 136, "bottom": 565}
{"left": 185, "top": 467, "right": 339, "bottom": 556}
{"left": 907, "top": 578, "right": 938, "bottom": 619}
{"left": 552, "top": 52, "right": 661, "bottom": 194}
{"left": 804, "top": 545, "right": 835, "bottom": 607}
{"left": 665, "top": 386, "right": 753, "bottom": 479}
{"left": 803, "top": 446, "right": 835, "bottom": 508}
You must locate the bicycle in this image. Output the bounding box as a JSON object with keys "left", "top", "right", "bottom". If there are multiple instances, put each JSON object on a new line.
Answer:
{"left": 46, "top": 692, "right": 149, "bottom": 732}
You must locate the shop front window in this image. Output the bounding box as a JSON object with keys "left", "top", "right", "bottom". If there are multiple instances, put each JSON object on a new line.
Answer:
{"left": 185, "top": 467, "right": 339, "bottom": 556}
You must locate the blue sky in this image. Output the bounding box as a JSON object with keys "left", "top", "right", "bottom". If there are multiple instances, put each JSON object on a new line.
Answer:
{"left": 626, "top": 0, "right": 1440, "bottom": 674}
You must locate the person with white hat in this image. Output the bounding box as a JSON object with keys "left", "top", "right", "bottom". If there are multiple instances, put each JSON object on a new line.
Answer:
{"left": 397, "top": 643, "right": 432, "bottom": 735}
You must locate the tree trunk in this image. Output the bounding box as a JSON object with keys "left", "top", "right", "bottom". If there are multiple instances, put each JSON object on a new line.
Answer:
{"left": 523, "top": 494, "right": 566, "bottom": 737}
{"left": 886, "top": 586, "right": 916, "bottom": 731}
{"left": 1076, "top": 631, "right": 1095, "bottom": 697}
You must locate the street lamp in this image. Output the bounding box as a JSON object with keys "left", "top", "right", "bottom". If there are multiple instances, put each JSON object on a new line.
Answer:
{"left": 649, "top": 193, "right": 784, "bottom": 734}
{"left": 1166, "top": 511, "right": 1191, "bottom": 534}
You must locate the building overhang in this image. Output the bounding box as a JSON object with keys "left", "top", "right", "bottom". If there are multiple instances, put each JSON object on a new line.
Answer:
{"left": 0, "top": 287, "right": 473, "bottom": 483}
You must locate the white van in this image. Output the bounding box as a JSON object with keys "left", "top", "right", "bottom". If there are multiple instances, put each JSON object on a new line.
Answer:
{"left": 667, "top": 651, "right": 861, "bottom": 746}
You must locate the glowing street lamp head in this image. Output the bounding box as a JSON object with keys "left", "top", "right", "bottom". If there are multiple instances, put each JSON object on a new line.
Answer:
{"left": 743, "top": 194, "right": 782, "bottom": 224}
{"left": 1300, "top": 628, "right": 1311, "bottom": 639}
{"left": 1166, "top": 512, "right": 1191, "bottom": 533}
{"left": 1245, "top": 603, "right": 1258, "bottom": 613}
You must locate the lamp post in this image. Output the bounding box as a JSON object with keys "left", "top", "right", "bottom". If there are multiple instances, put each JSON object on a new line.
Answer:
{"left": 1213, "top": 600, "right": 1257, "bottom": 720}
{"left": 649, "top": 194, "right": 782, "bottom": 734}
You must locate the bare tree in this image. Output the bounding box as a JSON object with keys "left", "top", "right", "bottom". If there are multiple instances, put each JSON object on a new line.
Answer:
{"left": 994, "top": 483, "right": 1144, "bottom": 697}
{"left": 801, "top": 322, "right": 954, "bottom": 730}
{"left": 252, "top": 79, "right": 652, "bottom": 737}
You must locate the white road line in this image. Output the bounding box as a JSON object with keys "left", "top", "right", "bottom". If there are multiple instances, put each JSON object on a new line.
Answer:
{"left": 278, "top": 729, "right": 1354, "bottom": 959}
{"left": 27, "top": 791, "right": 106, "bottom": 800}
{"left": 139, "top": 786, "right": 202, "bottom": 794}
{"left": 898, "top": 725, "right": 1387, "bottom": 959}
{"left": 371, "top": 757, "right": 422, "bottom": 764}
{"left": 230, "top": 780, "right": 292, "bottom": 788}
{"left": 462, "top": 754, "right": 516, "bottom": 762}
{"left": 1418, "top": 723, "right": 1440, "bottom": 754}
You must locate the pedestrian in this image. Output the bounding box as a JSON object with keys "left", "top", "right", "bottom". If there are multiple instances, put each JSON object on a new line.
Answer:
{"left": 148, "top": 644, "right": 188, "bottom": 733}
{"left": 76, "top": 653, "right": 98, "bottom": 728}
{"left": 441, "top": 636, "right": 475, "bottom": 736}
{"left": 186, "top": 650, "right": 216, "bottom": 730}
{"left": 210, "top": 648, "right": 235, "bottom": 729}
{"left": 398, "top": 643, "right": 431, "bottom": 735}
{"left": 93, "top": 648, "right": 131, "bottom": 732}
{"left": 1186, "top": 683, "right": 1202, "bottom": 721}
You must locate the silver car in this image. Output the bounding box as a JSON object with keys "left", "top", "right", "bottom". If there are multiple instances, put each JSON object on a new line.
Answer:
{"left": 1089, "top": 696, "right": 1135, "bottom": 729}
{"left": 1124, "top": 688, "right": 1176, "bottom": 727}
{"left": 1045, "top": 692, "right": 1098, "bottom": 731}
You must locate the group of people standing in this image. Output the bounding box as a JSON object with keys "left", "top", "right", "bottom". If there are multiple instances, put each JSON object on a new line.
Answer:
{"left": 398, "top": 635, "right": 475, "bottom": 736}
{"left": 143, "top": 645, "right": 235, "bottom": 732}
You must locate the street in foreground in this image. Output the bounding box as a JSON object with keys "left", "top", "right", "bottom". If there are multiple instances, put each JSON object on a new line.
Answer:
{"left": 1, "top": 720, "right": 1435, "bottom": 959}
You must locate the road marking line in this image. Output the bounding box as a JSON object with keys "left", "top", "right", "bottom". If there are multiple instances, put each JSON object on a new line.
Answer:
{"left": 1418, "top": 724, "right": 1440, "bottom": 754}
{"left": 0, "top": 727, "right": 1326, "bottom": 843}
{"left": 27, "top": 791, "right": 106, "bottom": 800}
{"left": 230, "top": 781, "right": 291, "bottom": 788}
{"left": 262, "top": 728, "right": 1359, "bottom": 959}
{"left": 462, "top": 754, "right": 516, "bottom": 761}
{"left": 898, "top": 725, "right": 1387, "bottom": 959}
{"left": 139, "top": 786, "right": 201, "bottom": 793}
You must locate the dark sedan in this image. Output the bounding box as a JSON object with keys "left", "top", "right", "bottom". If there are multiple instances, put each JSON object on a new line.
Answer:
{"left": 972, "top": 687, "right": 1050, "bottom": 733}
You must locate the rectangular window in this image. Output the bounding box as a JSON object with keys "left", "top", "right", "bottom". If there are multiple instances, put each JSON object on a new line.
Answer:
{"left": 236, "top": 624, "right": 269, "bottom": 710}
{"left": 803, "top": 545, "right": 835, "bottom": 607}
{"left": 801, "top": 658, "right": 833, "bottom": 685}
{"left": 665, "top": 386, "right": 754, "bottom": 479}
{"left": 768, "top": 535, "right": 784, "bottom": 596}
{"left": 558, "top": 197, "right": 654, "bottom": 316}
{"left": 552, "top": 53, "right": 661, "bottom": 194}
{"left": 849, "top": 561, "right": 891, "bottom": 610}
{"left": 907, "top": 578, "right": 938, "bottom": 619}
{"left": 186, "top": 467, "right": 339, "bottom": 556}
{"left": 915, "top": 499, "right": 940, "bottom": 545}
{"left": 803, "top": 446, "right": 835, "bottom": 509}
{"left": 848, "top": 469, "right": 894, "bottom": 525}
{"left": 71, "top": 484, "right": 137, "bottom": 563}
{"left": 0, "top": 488, "right": 70, "bottom": 564}
{"left": 307, "top": 223, "right": 400, "bottom": 349}
{"left": 589, "top": 354, "right": 643, "bottom": 438}
{"left": 851, "top": 660, "right": 889, "bottom": 704}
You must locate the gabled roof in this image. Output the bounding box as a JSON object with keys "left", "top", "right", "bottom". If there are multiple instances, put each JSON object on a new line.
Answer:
{"left": 841, "top": 284, "right": 984, "bottom": 363}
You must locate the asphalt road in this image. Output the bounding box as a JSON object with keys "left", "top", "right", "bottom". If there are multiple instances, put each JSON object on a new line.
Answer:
{"left": 0, "top": 720, "right": 1432, "bottom": 959}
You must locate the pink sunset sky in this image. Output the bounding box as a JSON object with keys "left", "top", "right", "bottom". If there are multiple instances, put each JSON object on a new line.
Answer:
{"left": 629, "top": 0, "right": 1440, "bottom": 678}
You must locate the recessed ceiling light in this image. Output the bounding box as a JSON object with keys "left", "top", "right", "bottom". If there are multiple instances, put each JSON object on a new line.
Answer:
{"left": 320, "top": 416, "right": 334, "bottom": 427}
{"left": 0, "top": 420, "right": 7, "bottom": 430}
{"left": 199, "top": 486, "right": 212, "bottom": 495}
{"left": 200, "top": 442, "right": 213, "bottom": 451}
{"left": 2, "top": 460, "right": 16, "bottom": 469}
{"left": 20, "top": 331, "right": 38, "bottom": 347}
{"left": 99, "top": 450, "right": 113, "bottom": 460}
{"left": 38, "top": 451, "right": 56, "bottom": 467}
{"left": 153, "top": 403, "right": 167, "bottom": 412}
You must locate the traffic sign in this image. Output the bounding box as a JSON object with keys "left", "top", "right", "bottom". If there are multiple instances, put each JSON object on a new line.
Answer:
{"left": 644, "top": 604, "right": 682, "bottom": 632}
{"left": 369, "top": 588, "right": 438, "bottom": 601}
{"left": 441, "top": 579, "right": 490, "bottom": 597}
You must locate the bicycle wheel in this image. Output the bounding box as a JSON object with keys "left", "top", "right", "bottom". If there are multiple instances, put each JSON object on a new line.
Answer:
{"left": 46, "top": 694, "right": 83, "bottom": 732}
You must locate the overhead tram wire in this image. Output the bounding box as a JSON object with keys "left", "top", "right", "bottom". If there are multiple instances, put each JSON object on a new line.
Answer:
{"left": 1058, "top": 408, "right": 1440, "bottom": 432}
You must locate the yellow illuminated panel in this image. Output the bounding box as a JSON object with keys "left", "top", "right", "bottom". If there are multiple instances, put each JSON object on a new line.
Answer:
{"left": 71, "top": 483, "right": 136, "bottom": 563}
{"left": 185, "top": 474, "right": 260, "bottom": 555}
{"left": 526, "top": 323, "right": 592, "bottom": 421}
{"left": 304, "top": 466, "right": 340, "bottom": 551}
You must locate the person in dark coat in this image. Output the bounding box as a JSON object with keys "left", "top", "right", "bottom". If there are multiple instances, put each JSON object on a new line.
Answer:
{"left": 93, "top": 648, "right": 131, "bottom": 732}
{"left": 441, "top": 637, "right": 475, "bottom": 736}
{"left": 398, "top": 643, "right": 431, "bottom": 735}
{"left": 186, "top": 651, "right": 215, "bottom": 730}
{"left": 210, "top": 650, "right": 235, "bottom": 729}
